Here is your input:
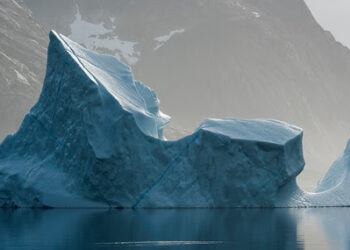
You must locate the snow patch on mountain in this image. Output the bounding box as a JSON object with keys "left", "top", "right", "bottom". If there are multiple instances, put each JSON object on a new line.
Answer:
{"left": 154, "top": 29, "right": 185, "bottom": 51}
{"left": 251, "top": 11, "right": 261, "bottom": 18}
{"left": 69, "top": 5, "right": 140, "bottom": 65}
{"left": 14, "top": 70, "right": 30, "bottom": 86}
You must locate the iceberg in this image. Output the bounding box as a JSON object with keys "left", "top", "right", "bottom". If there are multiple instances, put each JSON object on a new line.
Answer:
{"left": 0, "top": 31, "right": 348, "bottom": 208}
{"left": 275, "top": 140, "right": 350, "bottom": 207}
{"left": 0, "top": 31, "right": 306, "bottom": 208}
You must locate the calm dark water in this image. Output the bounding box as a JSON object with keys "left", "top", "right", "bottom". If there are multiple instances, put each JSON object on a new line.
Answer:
{"left": 0, "top": 208, "right": 348, "bottom": 250}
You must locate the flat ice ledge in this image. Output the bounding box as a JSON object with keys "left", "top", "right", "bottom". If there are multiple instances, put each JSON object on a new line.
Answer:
{"left": 198, "top": 118, "right": 302, "bottom": 145}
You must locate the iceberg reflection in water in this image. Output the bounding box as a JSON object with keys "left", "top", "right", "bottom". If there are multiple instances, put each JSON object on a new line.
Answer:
{"left": 0, "top": 208, "right": 348, "bottom": 250}
{"left": 96, "top": 241, "right": 227, "bottom": 247}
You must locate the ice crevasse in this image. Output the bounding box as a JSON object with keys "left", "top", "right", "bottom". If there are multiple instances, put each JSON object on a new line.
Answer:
{"left": 0, "top": 31, "right": 349, "bottom": 208}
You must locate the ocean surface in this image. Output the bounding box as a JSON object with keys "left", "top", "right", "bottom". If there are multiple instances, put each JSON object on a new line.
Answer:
{"left": 0, "top": 208, "right": 349, "bottom": 250}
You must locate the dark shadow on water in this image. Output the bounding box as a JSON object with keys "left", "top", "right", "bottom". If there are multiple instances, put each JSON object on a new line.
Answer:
{"left": 0, "top": 208, "right": 348, "bottom": 250}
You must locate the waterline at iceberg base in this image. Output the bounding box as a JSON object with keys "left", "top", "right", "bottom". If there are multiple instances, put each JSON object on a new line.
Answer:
{"left": 0, "top": 31, "right": 348, "bottom": 208}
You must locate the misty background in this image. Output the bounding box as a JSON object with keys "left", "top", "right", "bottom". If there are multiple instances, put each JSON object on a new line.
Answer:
{"left": 306, "top": 0, "right": 350, "bottom": 49}
{"left": 1, "top": 0, "right": 350, "bottom": 190}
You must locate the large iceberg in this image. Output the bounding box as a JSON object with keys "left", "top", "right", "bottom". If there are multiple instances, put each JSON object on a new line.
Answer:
{"left": 0, "top": 31, "right": 306, "bottom": 208}
{"left": 0, "top": 31, "right": 349, "bottom": 208}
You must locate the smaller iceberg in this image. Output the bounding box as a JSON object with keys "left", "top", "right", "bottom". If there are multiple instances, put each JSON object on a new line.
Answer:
{"left": 275, "top": 140, "right": 350, "bottom": 207}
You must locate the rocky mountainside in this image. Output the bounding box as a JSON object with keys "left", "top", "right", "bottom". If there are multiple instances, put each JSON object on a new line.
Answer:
{"left": 0, "top": 0, "right": 48, "bottom": 140}
{"left": 5, "top": 0, "right": 350, "bottom": 188}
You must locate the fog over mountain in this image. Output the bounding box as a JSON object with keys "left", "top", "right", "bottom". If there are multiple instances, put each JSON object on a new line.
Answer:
{"left": 1, "top": 0, "right": 350, "bottom": 188}
{"left": 0, "top": 0, "right": 48, "bottom": 140}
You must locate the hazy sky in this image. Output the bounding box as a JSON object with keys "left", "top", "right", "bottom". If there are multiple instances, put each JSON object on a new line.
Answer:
{"left": 306, "top": 0, "right": 350, "bottom": 49}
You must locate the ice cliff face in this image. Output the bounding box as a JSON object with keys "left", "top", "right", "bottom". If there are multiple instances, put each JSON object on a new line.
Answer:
{"left": 0, "top": 32, "right": 305, "bottom": 208}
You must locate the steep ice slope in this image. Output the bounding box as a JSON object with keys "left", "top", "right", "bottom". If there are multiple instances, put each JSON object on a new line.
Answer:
{"left": 0, "top": 0, "right": 48, "bottom": 141}
{"left": 23, "top": 0, "right": 350, "bottom": 189}
{"left": 308, "top": 141, "right": 350, "bottom": 206}
{"left": 0, "top": 32, "right": 304, "bottom": 208}
{"left": 314, "top": 141, "right": 350, "bottom": 193}
{"left": 274, "top": 140, "right": 350, "bottom": 207}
